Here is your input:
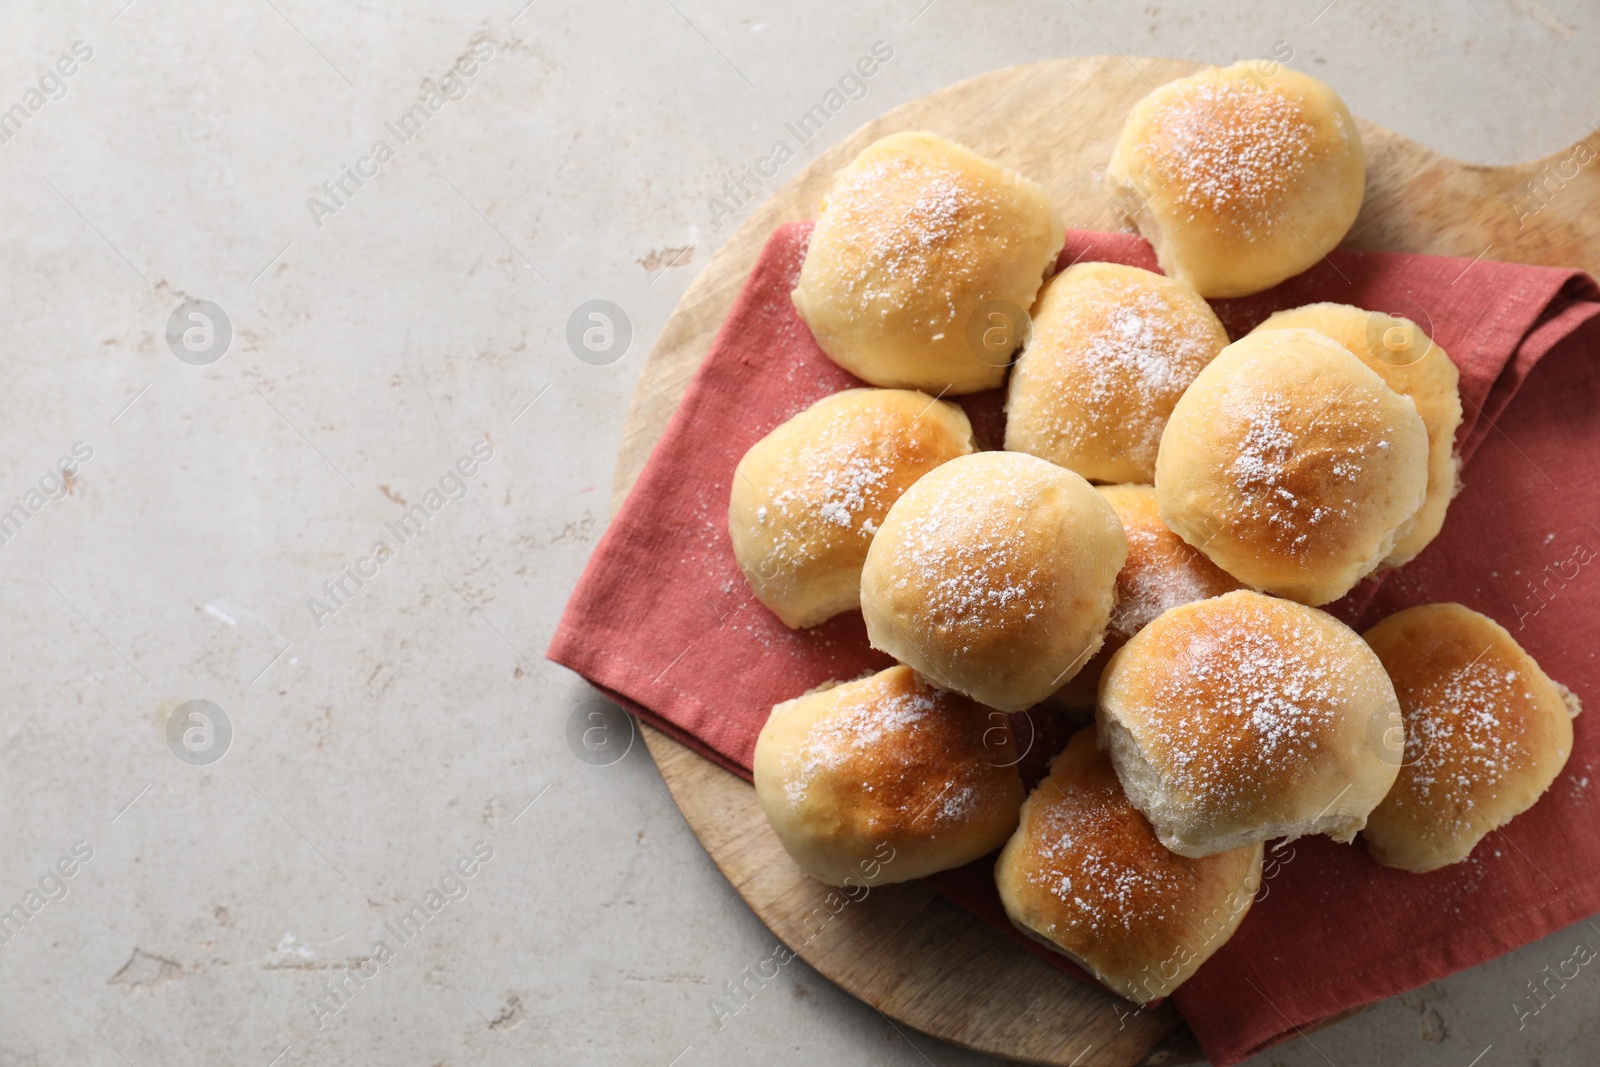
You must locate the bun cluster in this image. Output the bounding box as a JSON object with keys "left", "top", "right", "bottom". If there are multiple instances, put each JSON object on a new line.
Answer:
{"left": 724, "top": 64, "right": 1578, "bottom": 1004}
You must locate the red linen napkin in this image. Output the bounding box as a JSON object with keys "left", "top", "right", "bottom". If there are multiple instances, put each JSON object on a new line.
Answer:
{"left": 548, "top": 222, "right": 1600, "bottom": 1065}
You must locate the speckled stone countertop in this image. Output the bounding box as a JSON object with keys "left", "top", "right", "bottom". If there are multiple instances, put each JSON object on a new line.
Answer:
{"left": 0, "top": 1, "right": 1595, "bottom": 1064}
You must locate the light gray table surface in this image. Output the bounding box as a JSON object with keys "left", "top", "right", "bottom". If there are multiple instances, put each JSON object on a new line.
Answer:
{"left": 0, "top": 1, "right": 1595, "bottom": 1064}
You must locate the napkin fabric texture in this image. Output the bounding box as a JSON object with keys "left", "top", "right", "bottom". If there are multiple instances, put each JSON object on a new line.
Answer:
{"left": 548, "top": 222, "right": 1600, "bottom": 1066}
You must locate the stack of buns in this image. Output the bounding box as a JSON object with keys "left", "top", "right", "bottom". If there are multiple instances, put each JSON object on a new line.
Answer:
{"left": 729, "top": 63, "right": 1581, "bottom": 1004}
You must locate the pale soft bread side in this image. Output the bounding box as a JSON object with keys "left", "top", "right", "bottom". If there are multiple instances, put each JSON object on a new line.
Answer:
{"left": 753, "top": 665, "right": 1025, "bottom": 886}
{"left": 1098, "top": 590, "right": 1403, "bottom": 858}
{"left": 1362, "top": 603, "right": 1581, "bottom": 873}
{"left": 1045, "top": 484, "right": 1243, "bottom": 713}
{"left": 1251, "top": 303, "right": 1462, "bottom": 567}
{"left": 792, "top": 131, "right": 1065, "bottom": 394}
{"left": 1005, "top": 262, "right": 1230, "bottom": 483}
{"left": 1106, "top": 60, "right": 1365, "bottom": 298}
{"left": 995, "top": 729, "right": 1263, "bottom": 1005}
{"left": 728, "top": 388, "right": 974, "bottom": 628}
{"left": 860, "top": 451, "right": 1126, "bottom": 712}
{"left": 1155, "top": 328, "right": 1429, "bottom": 605}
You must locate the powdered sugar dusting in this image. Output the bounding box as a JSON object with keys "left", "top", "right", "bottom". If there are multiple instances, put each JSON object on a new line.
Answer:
{"left": 1026, "top": 780, "right": 1184, "bottom": 936}
{"left": 749, "top": 399, "right": 942, "bottom": 580}
{"left": 786, "top": 682, "right": 937, "bottom": 807}
{"left": 807, "top": 450, "right": 894, "bottom": 530}
{"left": 822, "top": 151, "right": 1012, "bottom": 325}
{"left": 1231, "top": 400, "right": 1297, "bottom": 491}
{"left": 1100, "top": 307, "right": 1186, "bottom": 395}
{"left": 1221, "top": 390, "right": 1380, "bottom": 556}
{"left": 1147, "top": 77, "right": 1319, "bottom": 237}
{"left": 1111, "top": 522, "right": 1229, "bottom": 637}
{"left": 779, "top": 674, "right": 995, "bottom": 836}
{"left": 1186, "top": 631, "right": 1337, "bottom": 764}
{"left": 1398, "top": 652, "right": 1544, "bottom": 838}
{"left": 890, "top": 467, "right": 1047, "bottom": 651}
{"left": 1138, "top": 598, "right": 1358, "bottom": 804}
{"left": 1017, "top": 271, "right": 1223, "bottom": 471}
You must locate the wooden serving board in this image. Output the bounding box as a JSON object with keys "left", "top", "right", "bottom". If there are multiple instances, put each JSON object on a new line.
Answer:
{"left": 610, "top": 56, "right": 1600, "bottom": 1066}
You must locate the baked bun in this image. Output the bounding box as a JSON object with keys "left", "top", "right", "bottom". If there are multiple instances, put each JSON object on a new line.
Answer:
{"left": 1251, "top": 303, "right": 1462, "bottom": 566}
{"left": 1155, "top": 328, "right": 1429, "bottom": 606}
{"left": 861, "top": 451, "right": 1126, "bottom": 712}
{"left": 1048, "top": 484, "right": 1244, "bottom": 712}
{"left": 1106, "top": 61, "right": 1365, "bottom": 298}
{"left": 1005, "top": 262, "right": 1230, "bottom": 483}
{"left": 1098, "top": 590, "right": 1402, "bottom": 858}
{"left": 792, "top": 131, "right": 1065, "bottom": 394}
{"left": 1362, "top": 603, "right": 1582, "bottom": 873}
{"left": 995, "top": 728, "right": 1263, "bottom": 1004}
{"left": 729, "top": 388, "right": 975, "bottom": 628}
{"left": 754, "top": 665, "right": 1025, "bottom": 886}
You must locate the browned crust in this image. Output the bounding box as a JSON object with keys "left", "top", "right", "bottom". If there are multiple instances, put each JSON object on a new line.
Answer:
{"left": 1362, "top": 603, "right": 1578, "bottom": 871}
{"left": 995, "top": 729, "right": 1261, "bottom": 1003}
{"left": 756, "top": 666, "right": 1026, "bottom": 884}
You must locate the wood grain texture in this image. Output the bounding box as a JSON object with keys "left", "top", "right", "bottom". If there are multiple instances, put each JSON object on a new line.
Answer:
{"left": 609, "top": 56, "right": 1600, "bottom": 1066}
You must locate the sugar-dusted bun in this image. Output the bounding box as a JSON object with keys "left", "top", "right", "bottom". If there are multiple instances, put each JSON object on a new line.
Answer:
{"left": 861, "top": 451, "right": 1126, "bottom": 712}
{"left": 1251, "top": 303, "right": 1462, "bottom": 566}
{"left": 792, "top": 131, "right": 1065, "bottom": 394}
{"left": 1100, "top": 484, "right": 1247, "bottom": 639}
{"left": 1107, "top": 61, "right": 1365, "bottom": 298}
{"left": 1098, "top": 590, "right": 1402, "bottom": 858}
{"left": 1046, "top": 484, "right": 1243, "bottom": 712}
{"left": 1005, "top": 262, "right": 1230, "bottom": 483}
{"left": 1155, "top": 328, "right": 1429, "bottom": 606}
{"left": 995, "top": 728, "right": 1263, "bottom": 1004}
{"left": 729, "top": 388, "right": 974, "bottom": 628}
{"left": 753, "top": 665, "right": 1025, "bottom": 886}
{"left": 1362, "top": 603, "right": 1582, "bottom": 873}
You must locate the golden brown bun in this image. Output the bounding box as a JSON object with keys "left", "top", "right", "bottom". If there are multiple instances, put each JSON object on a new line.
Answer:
{"left": 792, "top": 131, "right": 1065, "bottom": 394}
{"left": 861, "top": 451, "right": 1127, "bottom": 712}
{"left": 1005, "top": 263, "right": 1230, "bottom": 483}
{"left": 995, "top": 729, "right": 1263, "bottom": 1004}
{"left": 1107, "top": 61, "right": 1365, "bottom": 298}
{"left": 753, "top": 665, "right": 1025, "bottom": 886}
{"left": 729, "top": 388, "right": 975, "bottom": 628}
{"left": 1098, "top": 590, "right": 1403, "bottom": 857}
{"left": 1155, "top": 328, "right": 1429, "bottom": 605}
{"left": 1362, "top": 603, "right": 1581, "bottom": 873}
{"left": 1251, "top": 303, "right": 1462, "bottom": 566}
{"left": 1100, "top": 485, "right": 1247, "bottom": 637}
{"left": 1046, "top": 484, "right": 1244, "bottom": 712}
